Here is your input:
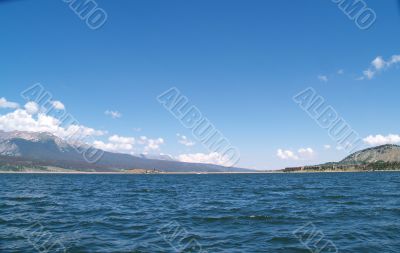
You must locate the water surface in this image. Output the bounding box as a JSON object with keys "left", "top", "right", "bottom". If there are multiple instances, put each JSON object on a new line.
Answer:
{"left": 1, "top": 173, "right": 400, "bottom": 252}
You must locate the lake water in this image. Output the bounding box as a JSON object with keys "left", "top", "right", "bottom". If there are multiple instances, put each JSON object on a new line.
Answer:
{"left": 1, "top": 172, "right": 400, "bottom": 252}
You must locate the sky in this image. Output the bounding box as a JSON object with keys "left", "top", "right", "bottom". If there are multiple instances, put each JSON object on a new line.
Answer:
{"left": 1, "top": 0, "right": 400, "bottom": 170}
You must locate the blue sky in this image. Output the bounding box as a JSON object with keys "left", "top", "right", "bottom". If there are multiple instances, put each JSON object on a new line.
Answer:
{"left": 1, "top": 0, "right": 400, "bottom": 169}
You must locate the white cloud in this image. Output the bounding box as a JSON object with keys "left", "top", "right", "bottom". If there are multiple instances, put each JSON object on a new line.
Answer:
{"left": 63, "top": 124, "right": 106, "bottom": 139}
{"left": 137, "top": 136, "right": 165, "bottom": 152}
{"left": 277, "top": 147, "right": 314, "bottom": 160}
{"left": 105, "top": 110, "right": 122, "bottom": 119}
{"left": 144, "top": 138, "right": 164, "bottom": 152}
{"left": 24, "top": 102, "right": 39, "bottom": 115}
{"left": 132, "top": 128, "right": 142, "bottom": 132}
{"left": 177, "top": 133, "right": 195, "bottom": 147}
{"left": 337, "top": 69, "right": 344, "bottom": 75}
{"left": 298, "top": 147, "right": 314, "bottom": 158}
{"left": 177, "top": 152, "right": 230, "bottom": 166}
{"left": 372, "top": 56, "right": 386, "bottom": 70}
{"left": 0, "top": 109, "right": 105, "bottom": 140}
{"left": 363, "top": 134, "right": 400, "bottom": 146}
{"left": 389, "top": 55, "right": 400, "bottom": 65}
{"left": 93, "top": 134, "right": 135, "bottom": 153}
{"left": 277, "top": 149, "right": 299, "bottom": 160}
{"left": 318, "top": 75, "right": 328, "bottom": 82}
{"left": 361, "top": 54, "right": 400, "bottom": 80}
{"left": 93, "top": 134, "right": 165, "bottom": 154}
{"left": 0, "top": 97, "right": 19, "bottom": 109}
{"left": 108, "top": 135, "right": 135, "bottom": 144}
{"left": 362, "top": 69, "right": 375, "bottom": 80}
{"left": 51, "top": 101, "right": 65, "bottom": 110}
{"left": 323, "top": 144, "right": 331, "bottom": 150}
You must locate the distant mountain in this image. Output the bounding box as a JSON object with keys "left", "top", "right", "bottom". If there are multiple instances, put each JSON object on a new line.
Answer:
{"left": 138, "top": 153, "right": 175, "bottom": 161}
{"left": 339, "top": 144, "right": 400, "bottom": 165}
{"left": 0, "top": 131, "right": 251, "bottom": 172}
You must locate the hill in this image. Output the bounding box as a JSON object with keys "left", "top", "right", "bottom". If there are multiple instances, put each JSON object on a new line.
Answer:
{"left": 284, "top": 144, "right": 400, "bottom": 172}
{"left": 340, "top": 144, "right": 400, "bottom": 164}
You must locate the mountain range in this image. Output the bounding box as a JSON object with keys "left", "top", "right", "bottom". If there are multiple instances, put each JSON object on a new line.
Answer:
{"left": 0, "top": 131, "right": 251, "bottom": 172}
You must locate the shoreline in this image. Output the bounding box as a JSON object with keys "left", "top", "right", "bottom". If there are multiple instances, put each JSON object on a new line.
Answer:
{"left": 0, "top": 171, "right": 274, "bottom": 174}
{"left": 1, "top": 170, "right": 400, "bottom": 174}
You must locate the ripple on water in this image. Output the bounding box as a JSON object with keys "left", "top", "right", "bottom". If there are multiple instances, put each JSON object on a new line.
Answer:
{"left": 0, "top": 172, "right": 400, "bottom": 252}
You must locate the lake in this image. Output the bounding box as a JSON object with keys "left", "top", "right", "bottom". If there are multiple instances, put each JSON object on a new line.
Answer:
{"left": 1, "top": 172, "right": 399, "bottom": 252}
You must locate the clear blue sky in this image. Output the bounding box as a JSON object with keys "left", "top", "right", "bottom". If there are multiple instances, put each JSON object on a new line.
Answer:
{"left": 1, "top": 0, "right": 400, "bottom": 169}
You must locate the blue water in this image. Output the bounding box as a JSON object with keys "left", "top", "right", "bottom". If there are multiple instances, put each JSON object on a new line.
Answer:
{"left": 1, "top": 173, "right": 400, "bottom": 253}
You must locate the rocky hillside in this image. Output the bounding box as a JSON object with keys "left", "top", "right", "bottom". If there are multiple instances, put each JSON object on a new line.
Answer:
{"left": 340, "top": 144, "right": 400, "bottom": 164}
